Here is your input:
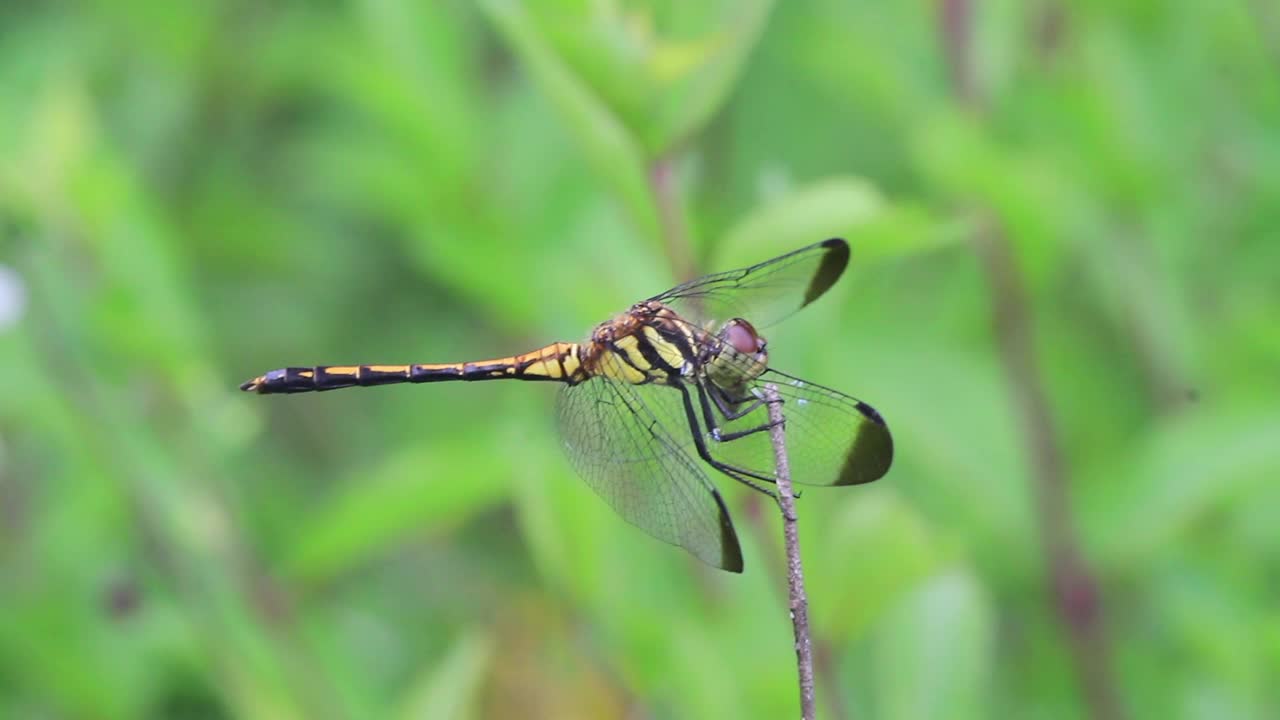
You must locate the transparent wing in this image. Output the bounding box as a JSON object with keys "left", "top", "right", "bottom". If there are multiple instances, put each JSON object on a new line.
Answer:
{"left": 699, "top": 369, "right": 893, "bottom": 487}
{"left": 555, "top": 376, "right": 743, "bottom": 572}
{"left": 649, "top": 238, "right": 850, "bottom": 330}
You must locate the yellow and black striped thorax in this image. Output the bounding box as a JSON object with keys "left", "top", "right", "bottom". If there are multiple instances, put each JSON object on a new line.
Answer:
{"left": 580, "top": 300, "right": 753, "bottom": 387}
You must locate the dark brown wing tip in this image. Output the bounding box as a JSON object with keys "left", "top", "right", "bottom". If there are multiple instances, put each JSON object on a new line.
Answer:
{"left": 721, "top": 531, "right": 744, "bottom": 573}
{"left": 713, "top": 488, "right": 745, "bottom": 573}
{"left": 836, "top": 402, "right": 894, "bottom": 486}
{"left": 803, "top": 238, "right": 851, "bottom": 307}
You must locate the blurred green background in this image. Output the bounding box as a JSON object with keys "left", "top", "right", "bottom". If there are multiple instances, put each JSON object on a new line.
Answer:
{"left": 3, "top": 1, "right": 1279, "bottom": 718}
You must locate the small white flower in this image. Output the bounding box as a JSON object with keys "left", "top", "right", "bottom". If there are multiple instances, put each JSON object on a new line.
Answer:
{"left": 0, "top": 266, "right": 27, "bottom": 330}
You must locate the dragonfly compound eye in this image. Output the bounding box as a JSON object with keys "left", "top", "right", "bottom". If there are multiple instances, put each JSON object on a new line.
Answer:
{"left": 723, "top": 319, "right": 764, "bottom": 355}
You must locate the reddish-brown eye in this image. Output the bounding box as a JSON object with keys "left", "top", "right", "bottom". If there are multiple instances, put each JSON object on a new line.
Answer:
{"left": 724, "top": 319, "right": 763, "bottom": 354}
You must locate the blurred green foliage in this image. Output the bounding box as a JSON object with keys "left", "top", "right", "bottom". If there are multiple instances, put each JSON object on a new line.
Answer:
{"left": 2, "top": 1, "right": 1279, "bottom": 718}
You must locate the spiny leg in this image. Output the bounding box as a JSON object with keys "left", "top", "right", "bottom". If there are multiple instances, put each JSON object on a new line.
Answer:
{"left": 698, "top": 381, "right": 783, "bottom": 442}
{"left": 697, "top": 381, "right": 807, "bottom": 502}
{"left": 677, "top": 382, "right": 777, "bottom": 497}
{"left": 708, "top": 382, "right": 767, "bottom": 421}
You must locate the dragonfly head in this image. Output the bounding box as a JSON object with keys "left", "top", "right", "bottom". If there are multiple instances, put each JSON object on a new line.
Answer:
{"left": 721, "top": 318, "right": 768, "bottom": 363}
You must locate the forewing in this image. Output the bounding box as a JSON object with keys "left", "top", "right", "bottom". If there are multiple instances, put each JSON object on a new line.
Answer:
{"left": 650, "top": 238, "right": 849, "bottom": 330}
{"left": 702, "top": 369, "right": 893, "bottom": 487}
{"left": 555, "top": 377, "right": 744, "bottom": 572}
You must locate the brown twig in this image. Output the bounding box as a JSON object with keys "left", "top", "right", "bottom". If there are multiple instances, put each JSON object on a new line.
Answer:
{"left": 763, "top": 384, "right": 816, "bottom": 720}
{"left": 816, "top": 639, "right": 851, "bottom": 720}
{"left": 649, "top": 156, "right": 698, "bottom": 283}
{"left": 938, "top": 1, "right": 1124, "bottom": 716}
{"left": 939, "top": 0, "right": 977, "bottom": 105}
{"left": 648, "top": 151, "right": 827, "bottom": 719}
{"left": 974, "top": 224, "right": 1124, "bottom": 720}
{"left": 1248, "top": 0, "right": 1280, "bottom": 73}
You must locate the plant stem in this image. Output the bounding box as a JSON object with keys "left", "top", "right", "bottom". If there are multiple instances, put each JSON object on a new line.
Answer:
{"left": 763, "top": 384, "right": 816, "bottom": 720}
{"left": 938, "top": 0, "right": 1125, "bottom": 715}
{"left": 650, "top": 156, "right": 698, "bottom": 283}
{"left": 974, "top": 223, "right": 1124, "bottom": 720}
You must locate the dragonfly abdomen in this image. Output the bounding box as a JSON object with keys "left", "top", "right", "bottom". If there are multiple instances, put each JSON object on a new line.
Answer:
{"left": 240, "top": 343, "right": 585, "bottom": 393}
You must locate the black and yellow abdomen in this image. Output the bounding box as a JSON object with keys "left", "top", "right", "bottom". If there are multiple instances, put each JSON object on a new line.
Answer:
{"left": 240, "top": 342, "right": 584, "bottom": 394}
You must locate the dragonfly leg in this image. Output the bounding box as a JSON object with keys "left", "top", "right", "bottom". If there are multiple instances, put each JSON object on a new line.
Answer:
{"left": 678, "top": 382, "right": 778, "bottom": 497}
{"left": 708, "top": 383, "right": 766, "bottom": 421}
{"left": 694, "top": 382, "right": 803, "bottom": 504}
{"left": 698, "top": 382, "right": 781, "bottom": 442}
{"left": 713, "top": 422, "right": 781, "bottom": 443}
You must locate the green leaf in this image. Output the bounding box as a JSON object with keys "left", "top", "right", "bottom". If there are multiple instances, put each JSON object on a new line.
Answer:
{"left": 285, "top": 443, "right": 511, "bottom": 583}
{"left": 397, "top": 630, "right": 494, "bottom": 720}
{"left": 873, "top": 568, "right": 994, "bottom": 720}
{"left": 662, "top": 618, "right": 754, "bottom": 719}
{"left": 1091, "top": 409, "right": 1280, "bottom": 568}
{"left": 808, "top": 488, "right": 942, "bottom": 644}
{"left": 911, "top": 109, "right": 1080, "bottom": 289}
{"left": 482, "top": 0, "right": 661, "bottom": 245}
{"left": 716, "top": 176, "right": 885, "bottom": 264}
{"left": 510, "top": 444, "right": 599, "bottom": 594}
{"left": 646, "top": 0, "right": 774, "bottom": 152}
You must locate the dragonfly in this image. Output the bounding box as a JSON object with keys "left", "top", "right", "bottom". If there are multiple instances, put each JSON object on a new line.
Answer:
{"left": 241, "top": 239, "right": 892, "bottom": 572}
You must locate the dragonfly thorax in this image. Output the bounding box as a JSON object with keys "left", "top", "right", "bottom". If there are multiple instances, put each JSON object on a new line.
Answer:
{"left": 703, "top": 318, "right": 769, "bottom": 389}
{"left": 579, "top": 301, "right": 700, "bottom": 385}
